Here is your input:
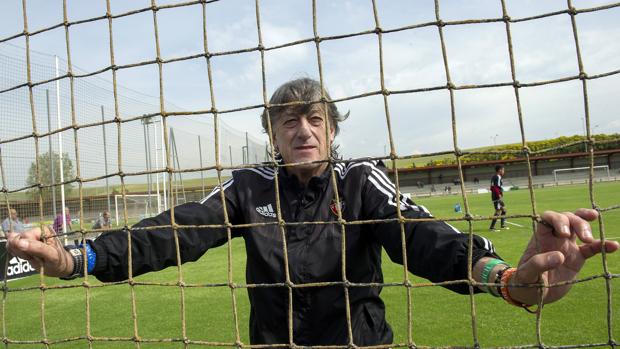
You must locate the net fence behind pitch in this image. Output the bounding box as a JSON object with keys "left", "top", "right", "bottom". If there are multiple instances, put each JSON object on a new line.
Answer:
{"left": 0, "top": 0, "right": 618, "bottom": 348}
{"left": 0, "top": 41, "right": 267, "bottom": 223}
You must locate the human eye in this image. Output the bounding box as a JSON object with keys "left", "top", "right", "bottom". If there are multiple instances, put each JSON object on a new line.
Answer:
{"left": 309, "top": 115, "right": 324, "bottom": 126}
{"left": 282, "top": 118, "right": 298, "bottom": 127}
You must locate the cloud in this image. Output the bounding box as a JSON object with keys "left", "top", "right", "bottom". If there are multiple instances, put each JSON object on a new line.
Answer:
{"left": 607, "top": 119, "right": 620, "bottom": 132}
{"left": 261, "top": 22, "right": 314, "bottom": 78}
{"left": 3, "top": 0, "right": 618, "bottom": 167}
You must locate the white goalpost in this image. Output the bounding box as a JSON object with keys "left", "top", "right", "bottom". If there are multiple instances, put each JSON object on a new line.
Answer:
{"left": 114, "top": 194, "right": 163, "bottom": 226}
{"left": 553, "top": 165, "right": 611, "bottom": 185}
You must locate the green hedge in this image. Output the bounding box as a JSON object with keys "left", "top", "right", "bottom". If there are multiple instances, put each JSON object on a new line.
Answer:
{"left": 424, "top": 134, "right": 620, "bottom": 167}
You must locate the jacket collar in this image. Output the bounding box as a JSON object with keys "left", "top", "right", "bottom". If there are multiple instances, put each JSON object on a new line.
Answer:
{"left": 278, "top": 163, "right": 332, "bottom": 192}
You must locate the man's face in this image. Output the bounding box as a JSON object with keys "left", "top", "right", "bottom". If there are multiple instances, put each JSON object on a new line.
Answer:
{"left": 10, "top": 209, "right": 17, "bottom": 220}
{"left": 499, "top": 168, "right": 505, "bottom": 176}
{"left": 272, "top": 107, "right": 335, "bottom": 172}
{"left": 103, "top": 212, "right": 110, "bottom": 220}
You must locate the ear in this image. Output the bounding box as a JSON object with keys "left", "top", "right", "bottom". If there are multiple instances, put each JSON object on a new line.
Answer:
{"left": 329, "top": 125, "right": 335, "bottom": 144}
{"left": 272, "top": 135, "right": 280, "bottom": 153}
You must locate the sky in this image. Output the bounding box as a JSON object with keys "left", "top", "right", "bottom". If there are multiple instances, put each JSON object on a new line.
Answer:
{"left": 1, "top": 0, "right": 619, "bottom": 165}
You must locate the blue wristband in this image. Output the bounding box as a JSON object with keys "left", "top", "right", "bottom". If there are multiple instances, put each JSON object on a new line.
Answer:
{"left": 79, "top": 242, "right": 97, "bottom": 274}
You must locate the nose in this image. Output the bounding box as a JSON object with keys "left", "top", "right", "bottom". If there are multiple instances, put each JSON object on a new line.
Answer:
{"left": 296, "top": 118, "right": 312, "bottom": 140}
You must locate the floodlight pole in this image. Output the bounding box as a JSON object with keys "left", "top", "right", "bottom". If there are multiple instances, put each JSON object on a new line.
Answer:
{"left": 160, "top": 118, "right": 168, "bottom": 211}
{"left": 55, "top": 56, "right": 67, "bottom": 244}
{"left": 198, "top": 135, "right": 205, "bottom": 196}
{"left": 146, "top": 121, "right": 153, "bottom": 214}
{"left": 101, "top": 106, "right": 111, "bottom": 213}
{"left": 169, "top": 128, "right": 187, "bottom": 204}
{"left": 142, "top": 116, "right": 155, "bottom": 215}
{"left": 46, "top": 90, "right": 57, "bottom": 217}
{"left": 229, "top": 145, "right": 233, "bottom": 167}
{"left": 114, "top": 195, "right": 119, "bottom": 226}
{"left": 241, "top": 132, "right": 249, "bottom": 164}
{"left": 153, "top": 117, "right": 162, "bottom": 213}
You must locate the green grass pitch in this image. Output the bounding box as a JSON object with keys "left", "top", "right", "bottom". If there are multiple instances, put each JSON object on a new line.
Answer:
{"left": 2, "top": 181, "right": 618, "bottom": 348}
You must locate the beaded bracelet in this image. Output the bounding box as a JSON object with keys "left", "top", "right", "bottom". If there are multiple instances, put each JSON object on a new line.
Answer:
{"left": 493, "top": 265, "right": 510, "bottom": 297}
{"left": 499, "top": 267, "right": 537, "bottom": 313}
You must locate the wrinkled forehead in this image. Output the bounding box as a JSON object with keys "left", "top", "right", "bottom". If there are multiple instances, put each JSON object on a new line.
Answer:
{"left": 273, "top": 104, "right": 328, "bottom": 126}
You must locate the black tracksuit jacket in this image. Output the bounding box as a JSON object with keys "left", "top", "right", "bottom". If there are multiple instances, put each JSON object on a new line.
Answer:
{"left": 90, "top": 161, "right": 499, "bottom": 345}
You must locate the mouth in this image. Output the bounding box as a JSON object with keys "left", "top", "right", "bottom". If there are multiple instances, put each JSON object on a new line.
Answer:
{"left": 295, "top": 145, "right": 316, "bottom": 151}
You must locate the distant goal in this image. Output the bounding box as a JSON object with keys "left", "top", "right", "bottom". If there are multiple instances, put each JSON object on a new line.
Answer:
{"left": 114, "top": 194, "right": 163, "bottom": 226}
{"left": 553, "top": 165, "right": 611, "bottom": 185}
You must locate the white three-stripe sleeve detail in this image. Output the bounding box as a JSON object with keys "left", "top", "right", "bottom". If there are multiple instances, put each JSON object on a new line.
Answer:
{"left": 252, "top": 166, "right": 275, "bottom": 177}
{"left": 481, "top": 236, "right": 495, "bottom": 253}
{"left": 334, "top": 161, "right": 374, "bottom": 179}
{"left": 418, "top": 204, "right": 434, "bottom": 217}
{"left": 444, "top": 224, "right": 494, "bottom": 252}
{"left": 337, "top": 161, "right": 411, "bottom": 209}
{"left": 200, "top": 178, "right": 234, "bottom": 204}
{"left": 367, "top": 176, "right": 398, "bottom": 207}
{"left": 245, "top": 167, "right": 275, "bottom": 180}
{"left": 445, "top": 223, "right": 462, "bottom": 235}
{"left": 368, "top": 169, "right": 393, "bottom": 194}
{"left": 368, "top": 169, "right": 411, "bottom": 208}
{"left": 364, "top": 163, "right": 412, "bottom": 207}
{"left": 367, "top": 162, "right": 396, "bottom": 189}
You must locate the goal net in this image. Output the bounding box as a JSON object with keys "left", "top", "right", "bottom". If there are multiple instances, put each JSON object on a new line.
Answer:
{"left": 553, "top": 165, "right": 611, "bottom": 185}
{"left": 0, "top": 1, "right": 618, "bottom": 348}
{"left": 114, "top": 194, "right": 162, "bottom": 225}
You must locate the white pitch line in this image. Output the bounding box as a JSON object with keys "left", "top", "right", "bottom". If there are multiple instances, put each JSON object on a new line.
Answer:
{"left": 505, "top": 221, "right": 525, "bottom": 228}
{"left": 604, "top": 237, "right": 619, "bottom": 240}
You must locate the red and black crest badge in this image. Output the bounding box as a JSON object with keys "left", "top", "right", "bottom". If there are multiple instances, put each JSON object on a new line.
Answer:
{"left": 329, "top": 199, "right": 345, "bottom": 217}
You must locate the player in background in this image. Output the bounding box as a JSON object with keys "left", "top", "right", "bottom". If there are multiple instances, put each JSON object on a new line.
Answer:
{"left": 490, "top": 164, "right": 508, "bottom": 231}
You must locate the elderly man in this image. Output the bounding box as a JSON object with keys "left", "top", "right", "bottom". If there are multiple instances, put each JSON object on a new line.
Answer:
{"left": 6, "top": 78, "right": 619, "bottom": 346}
{"left": 92, "top": 210, "right": 112, "bottom": 230}
{"left": 2, "top": 208, "right": 24, "bottom": 234}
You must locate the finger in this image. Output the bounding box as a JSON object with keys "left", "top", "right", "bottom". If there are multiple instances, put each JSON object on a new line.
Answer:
{"left": 10, "top": 228, "right": 43, "bottom": 242}
{"left": 6, "top": 232, "right": 19, "bottom": 243}
{"left": 573, "top": 208, "right": 598, "bottom": 222}
{"left": 6, "top": 229, "right": 46, "bottom": 255}
{"left": 6, "top": 238, "right": 35, "bottom": 261}
{"left": 8, "top": 236, "right": 61, "bottom": 264}
{"left": 516, "top": 251, "right": 565, "bottom": 284}
{"left": 6, "top": 232, "right": 61, "bottom": 274}
{"left": 579, "top": 240, "right": 620, "bottom": 259}
{"left": 563, "top": 211, "right": 594, "bottom": 243}
{"left": 40, "top": 227, "right": 62, "bottom": 246}
{"left": 539, "top": 211, "right": 571, "bottom": 238}
{"left": 26, "top": 257, "right": 43, "bottom": 271}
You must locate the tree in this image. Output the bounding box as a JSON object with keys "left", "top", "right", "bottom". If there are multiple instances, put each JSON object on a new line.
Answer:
{"left": 26, "top": 151, "right": 75, "bottom": 200}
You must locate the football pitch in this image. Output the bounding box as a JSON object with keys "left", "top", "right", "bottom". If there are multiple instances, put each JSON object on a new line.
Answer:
{"left": 2, "top": 181, "right": 619, "bottom": 348}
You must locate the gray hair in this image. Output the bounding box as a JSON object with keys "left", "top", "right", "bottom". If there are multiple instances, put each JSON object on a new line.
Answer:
{"left": 261, "top": 78, "right": 349, "bottom": 139}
